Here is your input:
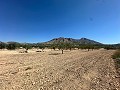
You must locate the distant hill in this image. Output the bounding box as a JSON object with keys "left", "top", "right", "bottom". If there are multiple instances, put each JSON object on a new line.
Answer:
{"left": 42, "top": 37, "right": 102, "bottom": 44}
{"left": 1, "top": 38, "right": 120, "bottom": 50}
{"left": 0, "top": 41, "right": 6, "bottom": 44}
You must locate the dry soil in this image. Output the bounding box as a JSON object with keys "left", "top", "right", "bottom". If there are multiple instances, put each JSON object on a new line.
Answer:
{"left": 0, "top": 49, "right": 119, "bottom": 90}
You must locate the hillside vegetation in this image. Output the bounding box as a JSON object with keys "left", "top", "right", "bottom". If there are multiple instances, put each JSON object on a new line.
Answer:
{"left": 0, "top": 37, "right": 120, "bottom": 51}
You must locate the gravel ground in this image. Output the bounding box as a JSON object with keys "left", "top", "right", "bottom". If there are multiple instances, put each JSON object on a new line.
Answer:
{"left": 0, "top": 49, "right": 119, "bottom": 90}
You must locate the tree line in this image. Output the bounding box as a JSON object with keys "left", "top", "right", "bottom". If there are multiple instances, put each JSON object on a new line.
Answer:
{"left": 0, "top": 42, "right": 120, "bottom": 51}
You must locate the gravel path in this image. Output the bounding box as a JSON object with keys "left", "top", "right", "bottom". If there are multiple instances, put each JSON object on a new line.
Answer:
{"left": 0, "top": 50, "right": 119, "bottom": 90}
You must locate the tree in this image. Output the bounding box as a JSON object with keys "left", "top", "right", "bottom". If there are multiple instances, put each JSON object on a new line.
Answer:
{"left": 65, "top": 43, "right": 73, "bottom": 51}
{"left": 38, "top": 44, "right": 45, "bottom": 52}
{"left": 50, "top": 44, "right": 57, "bottom": 50}
{"left": 104, "top": 45, "right": 115, "bottom": 50}
{"left": 58, "top": 43, "right": 66, "bottom": 54}
{"left": 0, "top": 42, "right": 6, "bottom": 49}
{"left": 6, "top": 43, "right": 16, "bottom": 50}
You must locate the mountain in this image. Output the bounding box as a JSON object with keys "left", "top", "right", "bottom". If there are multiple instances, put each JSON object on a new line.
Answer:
{"left": 0, "top": 37, "right": 102, "bottom": 45}
{"left": 0, "top": 41, "right": 3, "bottom": 43}
{"left": 79, "top": 38, "right": 101, "bottom": 44}
{"left": 6, "top": 41, "right": 20, "bottom": 44}
{"left": 0, "top": 41, "right": 6, "bottom": 44}
{"left": 42, "top": 37, "right": 102, "bottom": 44}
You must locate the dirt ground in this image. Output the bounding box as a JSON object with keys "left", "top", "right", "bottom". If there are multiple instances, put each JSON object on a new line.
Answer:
{"left": 0, "top": 49, "right": 119, "bottom": 90}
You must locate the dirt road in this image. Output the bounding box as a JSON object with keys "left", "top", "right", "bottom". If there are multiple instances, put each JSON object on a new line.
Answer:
{"left": 0, "top": 50, "right": 119, "bottom": 90}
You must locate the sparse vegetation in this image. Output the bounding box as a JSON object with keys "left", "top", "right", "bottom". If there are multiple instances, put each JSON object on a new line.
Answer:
{"left": 0, "top": 42, "right": 6, "bottom": 49}
{"left": 1, "top": 38, "right": 120, "bottom": 52}
{"left": 7, "top": 43, "right": 16, "bottom": 50}
{"left": 37, "top": 44, "right": 46, "bottom": 52}
{"left": 112, "top": 50, "right": 120, "bottom": 77}
{"left": 112, "top": 50, "right": 120, "bottom": 59}
{"left": 112, "top": 50, "right": 120, "bottom": 71}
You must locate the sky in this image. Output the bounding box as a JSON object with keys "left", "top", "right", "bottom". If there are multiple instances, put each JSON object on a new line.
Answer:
{"left": 0, "top": 0, "right": 120, "bottom": 44}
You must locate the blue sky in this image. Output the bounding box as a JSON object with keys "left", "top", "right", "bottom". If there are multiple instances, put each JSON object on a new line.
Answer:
{"left": 0, "top": 0, "right": 120, "bottom": 44}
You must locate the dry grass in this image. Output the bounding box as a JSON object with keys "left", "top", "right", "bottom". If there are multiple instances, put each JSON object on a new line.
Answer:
{"left": 112, "top": 50, "right": 120, "bottom": 78}
{"left": 112, "top": 50, "right": 120, "bottom": 59}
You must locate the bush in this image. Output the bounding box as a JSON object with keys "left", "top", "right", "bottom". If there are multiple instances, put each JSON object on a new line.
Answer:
{"left": 0, "top": 43, "right": 6, "bottom": 49}
{"left": 6, "top": 44, "right": 16, "bottom": 50}
{"left": 112, "top": 50, "right": 120, "bottom": 59}
{"left": 112, "top": 50, "right": 120, "bottom": 75}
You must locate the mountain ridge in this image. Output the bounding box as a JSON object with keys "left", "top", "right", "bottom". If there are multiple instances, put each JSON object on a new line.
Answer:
{"left": 42, "top": 37, "right": 102, "bottom": 45}
{"left": 1, "top": 37, "right": 120, "bottom": 45}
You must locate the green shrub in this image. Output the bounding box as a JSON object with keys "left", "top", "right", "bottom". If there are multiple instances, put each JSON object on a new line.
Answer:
{"left": 112, "top": 50, "right": 120, "bottom": 59}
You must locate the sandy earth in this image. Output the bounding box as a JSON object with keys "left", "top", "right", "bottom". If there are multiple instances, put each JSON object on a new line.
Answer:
{"left": 0, "top": 49, "right": 119, "bottom": 90}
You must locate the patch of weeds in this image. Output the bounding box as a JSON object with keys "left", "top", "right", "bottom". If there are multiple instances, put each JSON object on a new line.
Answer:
{"left": 112, "top": 50, "right": 120, "bottom": 59}
{"left": 112, "top": 50, "right": 120, "bottom": 76}
{"left": 114, "top": 59, "right": 120, "bottom": 69}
